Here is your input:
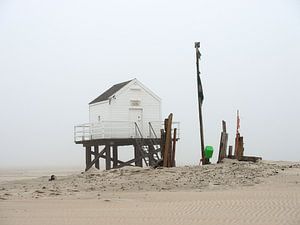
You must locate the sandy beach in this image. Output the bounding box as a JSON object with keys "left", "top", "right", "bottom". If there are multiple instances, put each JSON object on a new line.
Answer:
{"left": 0, "top": 160, "right": 299, "bottom": 225}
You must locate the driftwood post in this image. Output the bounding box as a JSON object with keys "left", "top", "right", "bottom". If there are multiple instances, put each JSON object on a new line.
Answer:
{"left": 234, "top": 110, "right": 240, "bottom": 159}
{"left": 171, "top": 128, "right": 177, "bottom": 167}
{"left": 218, "top": 120, "right": 228, "bottom": 163}
{"left": 163, "top": 113, "right": 173, "bottom": 167}
{"left": 236, "top": 137, "right": 244, "bottom": 160}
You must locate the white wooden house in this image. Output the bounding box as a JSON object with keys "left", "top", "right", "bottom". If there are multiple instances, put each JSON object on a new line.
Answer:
{"left": 75, "top": 79, "right": 166, "bottom": 141}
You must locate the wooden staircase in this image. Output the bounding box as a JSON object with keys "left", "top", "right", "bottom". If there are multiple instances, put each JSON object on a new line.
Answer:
{"left": 134, "top": 122, "right": 162, "bottom": 167}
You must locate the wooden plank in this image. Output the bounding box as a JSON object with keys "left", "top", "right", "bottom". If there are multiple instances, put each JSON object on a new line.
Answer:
{"left": 85, "top": 146, "right": 107, "bottom": 171}
{"left": 234, "top": 134, "right": 240, "bottom": 159}
{"left": 223, "top": 132, "right": 228, "bottom": 161}
{"left": 106, "top": 146, "right": 111, "bottom": 170}
{"left": 217, "top": 121, "right": 228, "bottom": 163}
{"left": 160, "top": 129, "right": 165, "bottom": 161}
{"left": 171, "top": 128, "right": 177, "bottom": 167}
{"left": 112, "top": 145, "right": 118, "bottom": 168}
{"left": 100, "top": 154, "right": 142, "bottom": 167}
{"left": 236, "top": 136, "right": 244, "bottom": 160}
{"left": 134, "top": 144, "right": 143, "bottom": 167}
{"left": 94, "top": 145, "right": 100, "bottom": 169}
{"left": 77, "top": 138, "right": 161, "bottom": 146}
{"left": 239, "top": 156, "right": 262, "bottom": 162}
{"left": 85, "top": 146, "right": 92, "bottom": 171}
{"left": 148, "top": 145, "right": 155, "bottom": 167}
{"left": 163, "top": 113, "right": 173, "bottom": 167}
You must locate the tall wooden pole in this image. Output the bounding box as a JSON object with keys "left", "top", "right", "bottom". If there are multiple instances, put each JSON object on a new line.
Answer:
{"left": 195, "top": 42, "right": 208, "bottom": 165}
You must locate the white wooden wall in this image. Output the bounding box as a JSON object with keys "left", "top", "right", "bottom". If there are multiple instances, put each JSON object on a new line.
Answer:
{"left": 88, "top": 80, "right": 161, "bottom": 137}
{"left": 89, "top": 101, "right": 109, "bottom": 123}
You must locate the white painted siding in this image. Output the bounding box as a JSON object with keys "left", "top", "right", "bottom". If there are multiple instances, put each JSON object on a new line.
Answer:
{"left": 88, "top": 79, "right": 161, "bottom": 138}
{"left": 109, "top": 80, "right": 161, "bottom": 136}
{"left": 89, "top": 101, "right": 109, "bottom": 123}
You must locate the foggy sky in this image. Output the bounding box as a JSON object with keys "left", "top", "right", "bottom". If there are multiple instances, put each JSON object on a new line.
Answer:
{"left": 0, "top": 0, "right": 299, "bottom": 169}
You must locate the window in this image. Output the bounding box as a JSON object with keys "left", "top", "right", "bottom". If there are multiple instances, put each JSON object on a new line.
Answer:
{"left": 130, "top": 100, "right": 141, "bottom": 106}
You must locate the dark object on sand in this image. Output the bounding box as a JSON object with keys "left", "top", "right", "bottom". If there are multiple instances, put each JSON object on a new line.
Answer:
{"left": 49, "top": 175, "right": 56, "bottom": 181}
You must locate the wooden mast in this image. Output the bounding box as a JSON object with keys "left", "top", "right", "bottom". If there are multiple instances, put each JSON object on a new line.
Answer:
{"left": 195, "top": 42, "right": 208, "bottom": 165}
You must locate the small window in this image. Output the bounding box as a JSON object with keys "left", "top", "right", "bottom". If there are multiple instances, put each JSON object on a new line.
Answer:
{"left": 98, "top": 116, "right": 101, "bottom": 122}
{"left": 130, "top": 100, "right": 141, "bottom": 106}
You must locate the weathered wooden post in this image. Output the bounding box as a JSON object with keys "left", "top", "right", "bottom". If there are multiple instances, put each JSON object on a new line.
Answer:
{"left": 105, "top": 145, "right": 111, "bottom": 170}
{"left": 148, "top": 145, "right": 155, "bottom": 166}
{"left": 112, "top": 145, "right": 118, "bottom": 168}
{"left": 94, "top": 145, "right": 100, "bottom": 169}
{"left": 85, "top": 145, "right": 92, "bottom": 171}
{"left": 171, "top": 128, "right": 177, "bottom": 167}
{"left": 134, "top": 144, "right": 143, "bottom": 167}
{"left": 217, "top": 120, "right": 228, "bottom": 163}
{"left": 163, "top": 113, "right": 173, "bottom": 167}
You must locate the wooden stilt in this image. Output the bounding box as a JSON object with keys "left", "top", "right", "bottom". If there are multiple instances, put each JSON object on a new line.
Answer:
{"left": 134, "top": 144, "right": 143, "bottom": 167}
{"left": 112, "top": 145, "right": 118, "bottom": 168}
{"left": 85, "top": 145, "right": 92, "bottom": 171}
{"left": 148, "top": 145, "right": 155, "bottom": 166}
{"left": 77, "top": 135, "right": 168, "bottom": 170}
{"left": 94, "top": 145, "right": 100, "bottom": 169}
{"left": 105, "top": 145, "right": 111, "bottom": 170}
{"left": 218, "top": 121, "right": 228, "bottom": 163}
{"left": 85, "top": 146, "right": 106, "bottom": 171}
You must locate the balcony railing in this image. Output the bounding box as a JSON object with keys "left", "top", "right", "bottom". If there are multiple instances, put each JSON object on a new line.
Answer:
{"left": 74, "top": 121, "right": 180, "bottom": 142}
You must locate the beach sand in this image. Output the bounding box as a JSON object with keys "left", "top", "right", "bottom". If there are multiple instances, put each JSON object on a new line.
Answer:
{"left": 0, "top": 160, "right": 299, "bottom": 225}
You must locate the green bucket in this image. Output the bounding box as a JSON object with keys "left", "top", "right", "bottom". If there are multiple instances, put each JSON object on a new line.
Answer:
{"left": 204, "top": 146, "right": 214, "bottom": 159}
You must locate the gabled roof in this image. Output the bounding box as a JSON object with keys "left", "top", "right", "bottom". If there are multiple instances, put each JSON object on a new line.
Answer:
{"left": 89, "top": 79, "right": 133, "bottom": 104}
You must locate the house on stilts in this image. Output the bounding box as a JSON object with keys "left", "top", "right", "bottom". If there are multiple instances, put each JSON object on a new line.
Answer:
{"left": 74, "top": 78, "right": 179, "bottom": 171}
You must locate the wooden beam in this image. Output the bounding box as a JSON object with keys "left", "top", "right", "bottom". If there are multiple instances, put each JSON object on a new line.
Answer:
{"left": 106, "top": 145, "right": 111, "bottom": 170}
{"left": 222, "top": 133, "right": 228, "bottom": 160}
{"left": 85, "top": 146, "right": 106, "bottom": 171}
{"left": 160, "top": 129, "right": 166, "bottom": 161}
{"left": 77, "top": 138, "right": 161, "bottom": 146}
{"left": 85, "top": 146, "right": 92, "bottom": 171}
{"left": 218, "top": 121, "right": 228, "bottom": 163}
{"left": 163, "top": 113, "right": 173, "bottom": 167}
{"left": 134, "top": 144, "right": 143, "bottom": 167}
{"left": 94, "top": 145, "right": 99, "bottom": 169}
{"left": 234, "top": 134, "right": 240, "bottom": 159}
{"left": 112, "top": 145, "right": 118, "bottom": 168}
{"left": 99, "top": 155, "right": 141, "bottom": 167}
{"left": 171, "top": 128, "right": 177, "bottom": 167}
{"left": 239, "top": 156, "right": 262, "bottom": 162}
{"left": 148, "top": 145, "right": 155, "bottom": 166}
{"left": 237, "top": 136, "right": 244, "bottom": 160}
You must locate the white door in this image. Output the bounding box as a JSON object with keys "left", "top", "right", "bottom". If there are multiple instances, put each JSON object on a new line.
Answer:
{"left": 129, "top": 109, "right": 143, "bottom": 136}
